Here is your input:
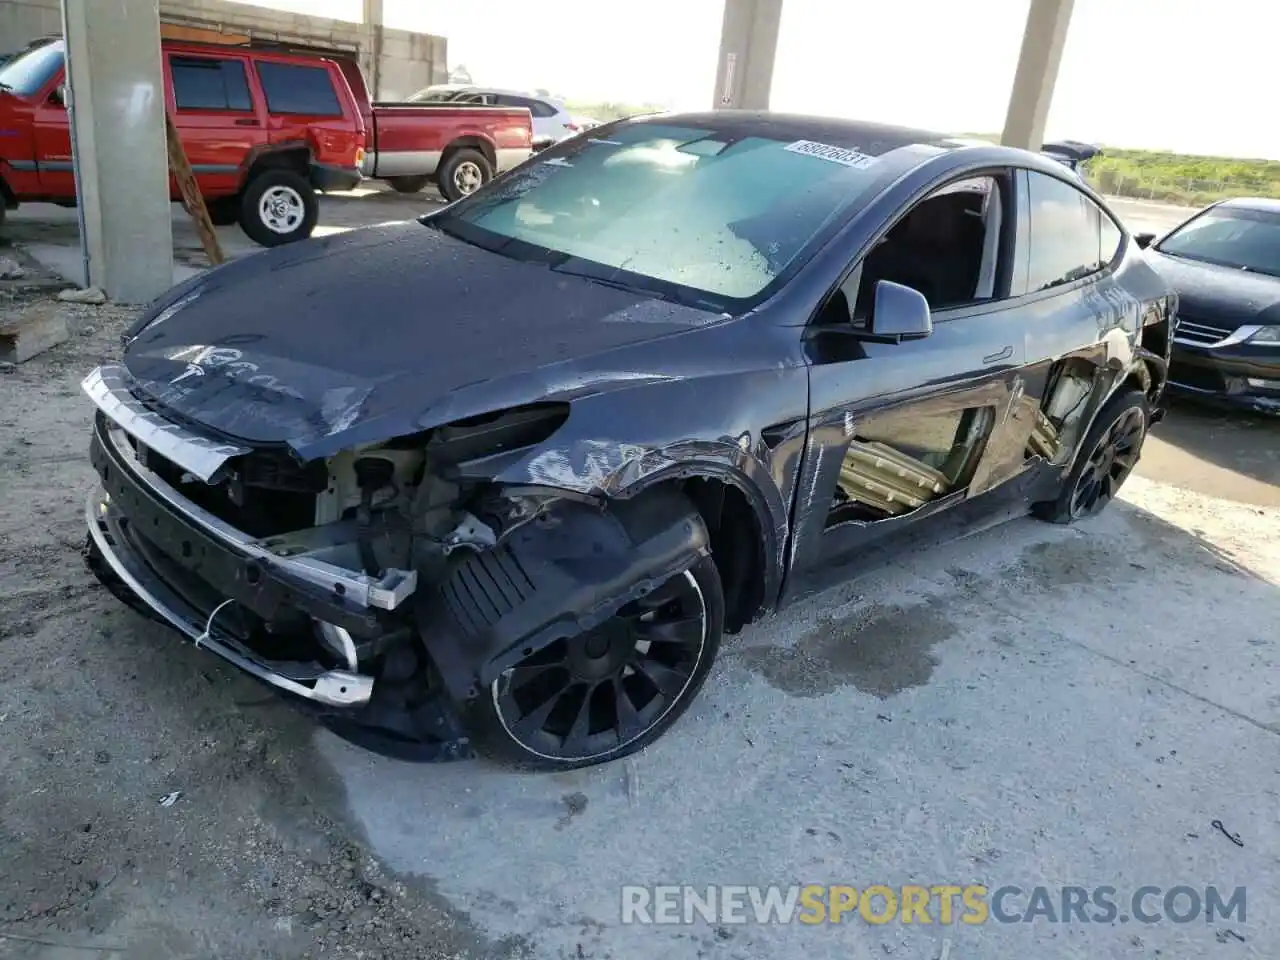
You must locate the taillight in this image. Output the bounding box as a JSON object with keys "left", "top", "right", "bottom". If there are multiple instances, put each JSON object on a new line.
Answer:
{"left": 564, "top": 122, "right": 580, "bottom": 132}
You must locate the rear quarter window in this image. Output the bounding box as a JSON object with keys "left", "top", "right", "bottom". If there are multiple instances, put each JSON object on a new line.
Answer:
{"left": 171, "top": 56, "right": 253, "bottom": 111}
{"left": 254, "top": 61, "right": 342, "bottom": 116}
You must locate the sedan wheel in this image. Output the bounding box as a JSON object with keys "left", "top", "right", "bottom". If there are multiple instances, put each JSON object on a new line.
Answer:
{"left": 474, "top": 557, "right": 724, "bottom": 768}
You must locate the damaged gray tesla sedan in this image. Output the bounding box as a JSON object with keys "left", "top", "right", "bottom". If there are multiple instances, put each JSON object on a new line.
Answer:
{"left": 83, "top": 112, "right": 1175, "bottom": 768}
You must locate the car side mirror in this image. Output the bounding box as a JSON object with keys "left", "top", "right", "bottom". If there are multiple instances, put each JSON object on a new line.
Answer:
{"left": 49, "top": 83, "right": 66, "bottom": 107}
{"left": 1134, "top": 232, "right": 1156, "bottom": 250}
{"left": 864, "top": 280, "right": 933, "bottom": 343}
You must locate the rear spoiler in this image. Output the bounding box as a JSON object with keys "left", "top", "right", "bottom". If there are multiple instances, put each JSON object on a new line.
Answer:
{"left": 1041, "top": 140, "right": 1102, "bottom": 166}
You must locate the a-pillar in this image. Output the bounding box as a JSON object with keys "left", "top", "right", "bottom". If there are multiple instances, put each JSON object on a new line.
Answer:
{"left": 61, "top": 0, "right": 173, "bottom": 303}
{"left": 712, "top": 0, "right": 783, "bottom": 110}
{"left": 1001, "top": 0, "right": 1076, "bottom": 151}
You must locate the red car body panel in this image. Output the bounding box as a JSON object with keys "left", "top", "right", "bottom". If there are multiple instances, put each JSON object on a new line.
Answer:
{"left": 332, "top": 59, "right": 533, "bottom": 182}
{"left": 0, "top": 40, "right": 366, "bottom": 208}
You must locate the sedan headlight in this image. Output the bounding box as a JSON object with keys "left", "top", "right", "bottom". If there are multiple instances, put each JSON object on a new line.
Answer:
{"left": 1245, "top": 326, "right": 1280, "bottom": 344}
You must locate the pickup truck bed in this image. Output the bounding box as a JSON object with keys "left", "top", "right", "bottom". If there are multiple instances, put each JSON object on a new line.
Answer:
{"left": 333, "top": 61, "right": 533, "bottom": 201}
{"left": 363, "top": 102, "right": 533, "bottom": 200}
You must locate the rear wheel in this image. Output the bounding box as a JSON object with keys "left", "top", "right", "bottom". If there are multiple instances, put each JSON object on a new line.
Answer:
{"left": 467, "top": 555, "right": 724, "bottom": 769}
{"left": 437, "top": 149, "right": 491, "bottom": 202}
{"left": 386, "top": 175, "right": 432, "bottom": 194}
{"left": 205, "top": 196, "right": 239, "bottom": 226}
{"left": 238, "top": 169, "right": 319, "bottom": 247}
{"left": 1033, "top": 388, "right": 1149, "bottom": 524}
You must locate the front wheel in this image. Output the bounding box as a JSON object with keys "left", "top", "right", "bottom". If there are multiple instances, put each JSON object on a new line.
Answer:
{"left": 467, "top": 555, "right": 724, "bottom": 769}
{"left": 238, "top": 169, "right": 319, "bottom": 247}
{"left": 1033, "top": 388, "right": 1149, "bottom": 524}
{"left": 437, "top": 149, "right": 492, "bottom": 203}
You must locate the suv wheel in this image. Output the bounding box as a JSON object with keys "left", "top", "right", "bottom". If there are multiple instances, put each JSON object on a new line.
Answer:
{"left": 466, "top": 555, "right": 724, "bottom": 770}
{"left": 437, "top": 149, "right": 492, "bottom": 202}
{"left": 239, "top": 170, "right": 319, "bottom": 246}
{"left": 1033, "top": 388, "right": 1150, "bottom": 524}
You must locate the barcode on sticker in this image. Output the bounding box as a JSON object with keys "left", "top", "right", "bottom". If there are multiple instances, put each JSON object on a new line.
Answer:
{"left": 784, "top": 140, "right": 877, "bottom": 168}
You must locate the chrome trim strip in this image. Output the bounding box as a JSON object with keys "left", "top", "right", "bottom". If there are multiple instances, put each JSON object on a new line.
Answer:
{"left": 1173, "top": 323, "right": 1256, "bottom": 349}
{"left": 87, "top": 489, "right": 374, "bottom": 708}
{"left": 98, "top": 421, "right": 418, "bottom": 611}
{"left": 81, "top": 363, "right": 249, "bottom": 483}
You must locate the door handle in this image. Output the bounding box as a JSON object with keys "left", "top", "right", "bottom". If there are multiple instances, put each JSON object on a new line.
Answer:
{"left": 234, "top": 118, "right": 258, "bottom": 126}
{"left": 983, "top": 345, "right": 1013, "bottom": 365}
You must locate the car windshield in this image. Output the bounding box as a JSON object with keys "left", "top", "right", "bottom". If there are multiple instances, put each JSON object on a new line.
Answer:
{"left": 1156, "top": 206, "right": 1280, "bottom": 278}
{"left": 0, "top": 39, "right": 63, "bottom": 96}
{"left": 428, "top": 121, "right": 888, "bottom": 309}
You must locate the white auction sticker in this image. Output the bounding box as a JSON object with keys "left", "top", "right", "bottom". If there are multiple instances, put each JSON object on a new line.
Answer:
{"left": 783, "top": 140, "right": 877, "bottom": 168}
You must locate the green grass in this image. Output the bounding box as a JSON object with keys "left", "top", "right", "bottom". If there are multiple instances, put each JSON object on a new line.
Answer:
{"left": 962, "top": 134, "right": 1280, "bottom": 207}
{"left": 1083, "top": 149, "right": 1280, "bottom": 206}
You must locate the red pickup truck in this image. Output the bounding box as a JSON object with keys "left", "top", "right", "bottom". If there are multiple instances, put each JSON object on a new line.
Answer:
{"left": 333, "top": 60, "right": 533, "bottom": 202}
{"left": 0, "top": 39, "right": 366, "bottom": 246}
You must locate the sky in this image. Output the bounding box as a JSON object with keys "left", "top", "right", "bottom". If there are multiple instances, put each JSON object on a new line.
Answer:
{"left": 228, "top": 0, "right": 1278, "bottom": 159}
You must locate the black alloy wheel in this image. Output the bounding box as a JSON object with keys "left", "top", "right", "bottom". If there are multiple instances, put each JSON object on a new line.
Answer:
{"left": 1034, "top": 388, "right": 1150, "bottom": 525}
{"left": 478, "top": 558, "right": 723, "bottom": 768}
{"left": 1069, "top": 405, "right": 1145, "bottom": 518}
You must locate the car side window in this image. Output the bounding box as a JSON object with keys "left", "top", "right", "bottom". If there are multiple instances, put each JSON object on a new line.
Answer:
{"left": 843, "top": 174, "right": 1009, "bottom": 323}
{"left": 529, "top": 99, "right": 558, "bottom": 118}
{"left": 254, "top": 61, "right": 342, "bottom": 116}
{"left": 171, "top": 56, "right": 252, "bottom": 112}
{"left": 1026, "top": 171, "right": 1113, "bottom": 292}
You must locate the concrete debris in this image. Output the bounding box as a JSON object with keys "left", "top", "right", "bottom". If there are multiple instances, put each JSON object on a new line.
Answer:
{"left": 0, "top": 303, "right": 70, "bottom": 364}
{"left": 0, "top": 256, "right": 26, "bottom": 280}
{"left": 57, "top": 285, "right": 107, "bottom": 305}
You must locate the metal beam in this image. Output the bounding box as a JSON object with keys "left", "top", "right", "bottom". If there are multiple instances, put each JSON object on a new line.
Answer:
{"left": 1001, "top": 0, "right": 1076, "bottom": 151}
{"left": 713, "top": 0, "right": 783, "bottom": 110}
{"left": 62, "top": 0, "right": 173, "bottom": 302}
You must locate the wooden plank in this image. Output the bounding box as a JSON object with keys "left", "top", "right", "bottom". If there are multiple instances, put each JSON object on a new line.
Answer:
{"left": 164, "top": 111, "right": 225, "bottom": 267}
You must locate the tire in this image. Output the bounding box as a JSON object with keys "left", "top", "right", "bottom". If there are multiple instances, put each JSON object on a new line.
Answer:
{"left": 437, "top": 148, "right": 492, "bottom": 203}
{"left": 238, "top": 169, "right": 319, "bottom": 247}
{"left": 466, "top": 553, "right": 725, "bottom": 770}
{"left": 386, "top": 175, "right": 432, "bottom": 194}
{"left": 1033, "top": 388, "right": 1150, "bottom": 524}
{"left": 205, "top": 196, "right": 239, "bottom": 227}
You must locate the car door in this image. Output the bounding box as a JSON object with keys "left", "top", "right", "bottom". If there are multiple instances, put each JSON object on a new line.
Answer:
{"left": 32, "top": 63, "right": 74, "bottom": 195}
{"left": 1009, "top": 168, "right": 1140, "bottom": 472}
{"left": 788, "top": 171, "right": 1035, "bottom": 580}
{"left": 167, "top": 51, "right": 266, "bottom": 198}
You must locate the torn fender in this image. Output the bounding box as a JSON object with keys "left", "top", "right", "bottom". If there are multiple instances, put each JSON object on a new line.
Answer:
{"left": 415, "top": 487, "right": 711, "bottom": 703}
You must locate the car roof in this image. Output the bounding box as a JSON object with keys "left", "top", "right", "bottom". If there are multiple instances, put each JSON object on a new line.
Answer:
{"left": 1218, "top": 197, "right": 1280, "bottom": 214}
{"left": 624, "top": 110, "right": 957, "bottom": 156}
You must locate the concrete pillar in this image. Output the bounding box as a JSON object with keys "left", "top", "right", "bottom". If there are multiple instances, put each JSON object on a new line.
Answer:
{"left": 62, "top": 0, "right": 172, "bottom": 302}
{"left": 1001, "top": 0, "right": 1075, "bottom": 151}
{"left": 713, "top": 0, "right": 783, "bottom": 110}
{"left": 362, "top": 0, "right": 384, "bottom": 99}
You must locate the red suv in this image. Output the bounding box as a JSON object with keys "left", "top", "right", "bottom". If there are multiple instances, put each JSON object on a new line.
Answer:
{"left": 0, "top": 39, "right": 367, "bottom": 246}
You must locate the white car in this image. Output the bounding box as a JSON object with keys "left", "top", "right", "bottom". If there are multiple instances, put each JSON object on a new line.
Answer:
{"left": 408, "top": 84, "right": 582, "bottom": 149}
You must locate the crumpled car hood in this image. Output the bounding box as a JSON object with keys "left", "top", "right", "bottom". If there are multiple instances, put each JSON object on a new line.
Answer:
{"left": 1148, "top": 250, "right": 1280, "bottom": 323}
{"left": 122, "top": 221, "right": 723, "bottom": 459}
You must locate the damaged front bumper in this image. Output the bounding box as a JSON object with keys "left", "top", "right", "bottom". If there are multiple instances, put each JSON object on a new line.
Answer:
{"left": 86, "top": 487, "right": 373, "bottom": 709}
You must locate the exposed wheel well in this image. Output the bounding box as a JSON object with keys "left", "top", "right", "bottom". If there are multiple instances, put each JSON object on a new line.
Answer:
{"left": 440, "top": 136, "right": 496, "bottom": 171}
{"left": 1120, "top": 360, "right": 1158, "bottom": 401}
{"left": 245, "top": 147, "right": 311, "bottom": 185}
{"left": 680, "top": 477, "right": 768, "bottom": 634}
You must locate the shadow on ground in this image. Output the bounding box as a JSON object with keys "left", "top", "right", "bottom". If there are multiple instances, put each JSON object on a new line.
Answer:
{"left": 1138, "top": 396, "right": 1280, "bottom": 507}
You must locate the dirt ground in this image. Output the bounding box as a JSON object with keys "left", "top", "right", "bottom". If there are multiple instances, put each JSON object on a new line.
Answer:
{"left": 0, "top": 220, "right": 1277, "bottom": 959}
